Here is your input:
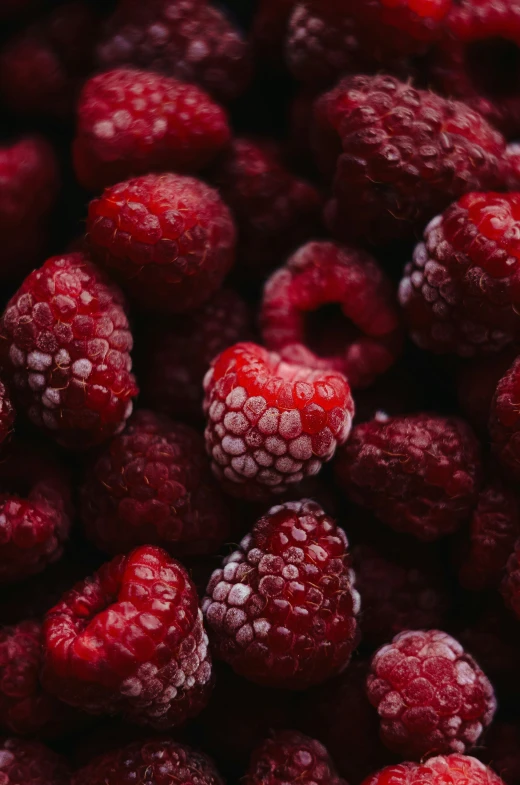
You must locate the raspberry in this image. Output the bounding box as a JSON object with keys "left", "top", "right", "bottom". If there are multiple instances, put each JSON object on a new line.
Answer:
{"left": 0, "top": 252, "right": 138, "bottom": 450}
{"left": 42, "top": 545, "right": 213, "bottom": 728}
{"left": 367, "top": 630, "right": 496, "bottom": 758}
{"left": 335, "top": 412, "right": 481, "bottom": 541}
{"left": 0, "top": 136, "right": 59, "bottom": 282}
{"left": 501, "top": 144, "right": 520, "bottom": 189}
{"left": 363, "top": 756, "right": 505, "bottom": 785}
{"left": 0, "top": 381, "right": 15, "bottom": 446}
{"left": 244, "top": 731, "right": 346, "bottom": 785}
{"left": 210, "top": 139, "right": 322, "bottom": 281}
{"left": 261, "top": 241, "right": 402, "bottom": 390}
{"left": 97, "top": 0, "right": 251, "bottom": 103}
{"left": 203, "top": 342, "right": 354, "bottom": 500}
{"left": 481, "top": 723, "right": 520, "bottom": 785}
{"left": 202, "top": 499, "right": 360, "bottom": 689}
{"left": 73, "top": 68, "right": 230, "bottom": 192}
{"left": 312, "top": 75, "right": 506, "bottom": 245}
{"left": 0, "top": 2, "right": 97, "bottom": 119}
{"left": 0, "top": 739, "right": 70, "bottom": 785}
{"left": 488, "top": 355, "right": 520, "bottom": 480}
{"left": 457, "top": 350, "right": 518, "bottom": 434}
{"left": 87, "top": 173, "right": 236, "bottom": 313}
{"left": 80, "top": 409, "right": 230, "bottom": 558}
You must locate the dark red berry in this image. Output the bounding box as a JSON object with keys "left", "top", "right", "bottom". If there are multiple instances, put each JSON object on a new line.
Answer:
{"left": 244, "top": 730, "right": 346, "bottom": 785}
{"left": 457, "top": 350, "right": 518, "bottom": 434}
{"left": 489, "top": 355, "right": 520, "bottom": 480}
{"left": 0, "top": 738, "right": 70, "bottom": 785}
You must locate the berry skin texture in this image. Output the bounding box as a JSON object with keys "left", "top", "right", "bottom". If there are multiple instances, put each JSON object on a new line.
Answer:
{"left": 261, "top": 241, "right": 402, "bottom": 390}
{"left": 362, "top": 756, "right": 505, "bottom": 785}
{"left": 0, "top": 380, "right": 15, "bottom": 446}
{"left": 41, "top": 545, "right": 213, "bottom": 729}
{"left": 0, "top": 252, "right": 138, "bottom": 450}
{"left": 202, "top": 499, "right": 360, "bottom": 689}
{"left": 244, "top": 730, "right": 346, "bottom": 785}
{"left": 73, "top": 68, "right": 230, "bottom": 192}
{"left": 335, "top": 413, "right": 481, "bottom": 542}
{"left": 367, "top": 630, "right": 497, "bottom": 759}
{"left": 80, "top": 409, "right": 230, "bottom": 558}
{"left": 312, "top": 75, "right": 506, "bottom": 245}
{"left": 456, "top": 350, "right": 518, "bottom": 435}
{"left": 0, "top": 738, "right": 70, "bottom": 785}
{"left": 399, "top": 194, "right": 520, "bottom": 358}
{"left": 203, "top": 342, "right": 354, "bottom": 500}
{"left": 87, "top": 173, "right": 236, "bottom": 314}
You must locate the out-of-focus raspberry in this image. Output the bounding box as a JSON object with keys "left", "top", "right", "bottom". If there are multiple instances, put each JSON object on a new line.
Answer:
{"left": 367, "top": 629, "right": 496, "bottom": 758}
{"left": 0, "top": 2, "right": 97, "bottom": 118}
{"left": 97, "top": 0, "right": 251, "bottom": 103}
{"left": 87, "top": 173, "right": 235, "bottom": 313}
{"left": 335, "top": 412, "right": 481, "bottom": 541}
{"left": 501, "top": 144, "right": 520, "bottom": 189}
{"left": 0, "top": 252, "right": 138, "bottom": 450}
{"left": 244, "top": 730, "right": 346, "bottom": 785}
{"left": 203, "top": 499, "right": 360, "bottom": 689}
{"left": 457, "top": 350, "right": 518, "bottom": 434}
{"left": 489, "top": 355, "right": 520, "bottom": 480}
{"left": 73, "top": 68, "right": 230, "bottom": 192}
{"left": 362, "top": 755, "right": 506, "bottom": 785}
{"left": 0, "top": 738, "right": 70, "bottom": 785}
{"left": 203, "top": 342, "right": 354, "bottom": 500}
{"left": 261, "top": 241, "right": 402, "bottom": 390}
{"left": 312, "top": 75, "right": 506, "bottom": 245}
{"left": 480, "top": 722, "right": 520, "bottom": 785}
{"left": 42, "top": 545, "right": 213, "bottom": 728}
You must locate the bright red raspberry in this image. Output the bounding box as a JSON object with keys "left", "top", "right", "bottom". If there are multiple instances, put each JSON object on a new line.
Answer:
{"left": 97, "top": 0, "right": 251, "bottom": 103}
{"left": 350, "top": 0, "right": 451, "bottom": 55}
{"left": 457, "top": 350, "right": 518, "bottom": 434}
{"left": 203, "top": 343, "right": 354, "bottom": 500}
{"left": 367, "top": 630, "right": 496, "bottom": 758}
{"left": 210, "top": 138, "right": 322, "bottom": 280}
{"left": 202, "top": 499, "right": 360, "bottom": 689}
{"left": 0, "top": 2, "right": 97, "bottom": 118}
{"left": 0, "top": 738, "right": 70, "bottom": 785}
{"left": 489, "top": 355, "right": 520, "bottom": 480}
{"left": 42, "top": 545, "right": 213, "bottom": 728}
{"left": 73, "top": 68, "right": 230, "bottom": 192}
{"left": 481, "top": 723, "right": 520, "bottom": 785}
{"left": 87, "top": 173, "right": 236, "bottom": 313}
{"left": 261, "top": 241, "right": 402, "bottom": 390}
{"left": 244, "top": 731, "right": 346, "bottom": 785}
{"left": 312, "top": 75, "right": 506, "bottom": 245}
{"left": 335, "top": 412, "right": 481, "bottom": 541}
{"left": 362, "top": 756, "right": 505, "bottom": 785}
{"left": 81, "top": 409, "right": 230, "bottom": 558}
{"left": 0, "top": 252, "right": 138, "bottom": 450}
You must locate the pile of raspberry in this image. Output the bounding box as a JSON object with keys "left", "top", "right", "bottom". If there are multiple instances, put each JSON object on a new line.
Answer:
{"left": 1, "top": 1, "right": 520, "bottom": 784}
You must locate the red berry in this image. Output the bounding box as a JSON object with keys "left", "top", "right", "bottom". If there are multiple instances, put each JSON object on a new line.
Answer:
{"left": 42, "top": 545, "right": 213, "bottom": 728}
{"left": 335, "top": 413, "right": 481, "bottom": 541}
{"left": 202, "top": 499, "right": 360, "bottom": 689}
{"left": 0, "top": 738, "right": 70, "bottom": 785}
{"left": 362, "top": 756, "right": 505, "bottom": 785}
{"left": 502, "top": 144, "right": 520, "bottom": 189}
{"left": 367, "top": 630, "right": 496, "bottom": 758}
{"left": 244, "top": 731, "right": 346, "bottom": 785}
{"left": 261, "top": 241, "right": 402, "bottom": 389}
{"left": 87, "top": 173, "right": 236, "bottom": 313}
{"left": 457, "top": 350, "right": 518, "bottom": 434}
{"left": 489, "top": 355, "right": 520, "bottom": 479}
{"left": 203, "top": 342, "right": 354, "bottom": 500}
{"left": 0, "top": 252, "right": 138, "bottom": 450}
{"left": 73, "top": 68, "right": 230, "bottom": 192}
{"left": 0, "top": 381, "right": 15, "bottom": 446}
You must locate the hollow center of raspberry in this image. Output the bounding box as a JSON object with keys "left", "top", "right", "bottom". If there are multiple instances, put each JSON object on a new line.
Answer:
{"left": 465, "top": 38, "right": 520, "bottom": 99}
{"left": 304, "top": 303, "right": 362, "bottom": 361}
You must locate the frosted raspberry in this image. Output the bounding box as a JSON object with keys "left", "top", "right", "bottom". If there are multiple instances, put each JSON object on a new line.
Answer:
{"left": 42, "top": 545, "right": 213, "bottom": 728}
{"left": 335, "top": 412, "right": 481, "bottom": 541}
{"left": 244, "top": 731, "right": 346, "bottom": 785}
{"left": 481, "top": 723, "right": 520, "bottom": 785}
{"left": 457, "top": 350, "right": 518, "bottom": 434}
{"left": 367, "top": 630, "right": 496, "bottom": 758}
{"left": 87, "top": 173, "right": 235, "bottom": 314}
{"left": 202, "top": 499, "right": 360, "bottom": 689}
{"left": 502, "top": 144, "right": 520, "bottom": 189}
{"left": 489, "top": 355, "right": 520, "bottom": 480}
{"left": 73, "top": 68, "right": 230, "bottom": 192}
{"left": 0, "top": 252, "right": 138, "bottom": 449}
{"left": 261, "top": 241, "right": 402, "bottom": 389}
{"left": 0, "top": 738, "right": 70, "bottom": 785}
{"left": 363, "top": 756, "right": 505, "bottom": 785}
{"left": 203, "top": 342, "right": 354, "bottom": 500}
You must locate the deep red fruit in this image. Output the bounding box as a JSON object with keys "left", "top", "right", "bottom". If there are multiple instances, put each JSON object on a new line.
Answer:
{"left": 74, "top": 68, "right": 230, "bottom": 192}
{"left": 87, "top": 173, "right": 235, "bottom": 313}
{"left": 480, "top": 722, "right": 520, "bottom": 785}
{"left": 244, "top": 731, "right": 346, "bottom": 785}
{"left": 489, "top": 355, "right": 520, "bottom": 480}
{"left": 203, "top": 342, "right": 354, "bottom": 500}
{"left": 203, "top": 499, "right": 360, "bottom": 689}
{"left": 0, "top": 738, "right": 70, "bottom": 785}
{"left": 312, "top": 75, "right": 506, "bottom": 244}
{"left": 0, "top": 381, "right": 15, "bottom": 446}
{"left": 367, "top": 630, "right": 496, "bottom": 758}
{"left": 81, "top": 409, "right": 230, "bottom": 558}
{"left": 457, "top": 350, "right": 518, "bottom": 434}
{"left": 335, "top": 412, "right": 481, "bottom": 541}
{"left": 210, "top": 138, "right": 322, "bottom": 280}
{"left": 42, "top": 545, "right": 213, "bottom": 728}
{"left": 502, "top": 144, "right": 520, "bottom": 189}
{"left": 261, "top": 241, "right": 402, "bottom": 389}
{"left": 362, "top": 756, "right": 505, "bottom": 785}
{"left": 97, "top": 0, "right": 251, "bottom": 103}
{"left": 0, "top": 252, "right": 138, "bottom": 449}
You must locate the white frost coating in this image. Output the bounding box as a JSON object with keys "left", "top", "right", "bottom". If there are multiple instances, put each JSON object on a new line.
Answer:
{"left": 455, "top": 660, "right": 477, "bottom": 686}
{"left": 42, "top": 387, "right": 61, "bottom": 408}
{"left": 223, "top": 411, "right": 249, "bottom": 435}
{"left": 279, "top": 410, "right": 302, "bottom": 439}
{"left": 72, "top": 359, "right": 93, "bottom": 378}
{"left": 253, "top": 619, "right": 271, "bottom": 637}
{"left": 258, "top": 408, "right": 279, "bottom": 435}
{"left": 54, "top": 348, "right": 71, "bottom": 366}
{"left": 28, "top": 373, "right": 45, "bottom": 390}
{"left": 27, "top": 351, "right": 52, "bottom": 371}
{"left": 94, "top": 120, "right": 115, "bottom": 139}
{"left": 265, "top": 435, "right": 287, "bottom": 456}
{"left": 222, "top": 435, "right": 246, "bottom": 456}
{"left": 289, "top": 434, "right": 313, "bottom": 460}
{"left": 226, "top": 386, "right": 247, "bottom": 410}
{"left": 228, "top": 584, "right": 252, "bottom": 606}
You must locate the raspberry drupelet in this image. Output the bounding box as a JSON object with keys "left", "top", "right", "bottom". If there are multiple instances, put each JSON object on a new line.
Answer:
{"left": 41, "top": 545, "right": 213, "bottom": 728}
{"left": 203, "top": 342, "right": 354, "bottom": 500}
{"left": 367, "top": 630, "right": 496, "bottom": 759}
{"left": 81, "top": 410, "right": 230, "bottom": 558}
{"left": 335, "top": 412, "right": 481, "bottom": 541}
{"left": 87, "top": 173, "right": 236, "bottom": 314}
{"left": 0, "top": 738, "right": 70, "bottom": 785}
{"left": 489, "top": 355, "right": 520, "bottom": 480}
{"left": 202, "top": 499, "right": 360, "bottom": 689}
{"left": 261, "top": 241, "right": 402, "bottom": 389}
{"left": 73, "top": 68, "right": 230, "bottom": 192}
{"left": 312, "top": 75, "right": 506, "bottom": 245}
{"left": 0, "top": 252, "right": 138, "bottom": 450}
{"left": 363, "top": 756, "right": 505, "bottom": 785}
{"left": 244, "top": 731, "right": 346, "bottom": 785}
